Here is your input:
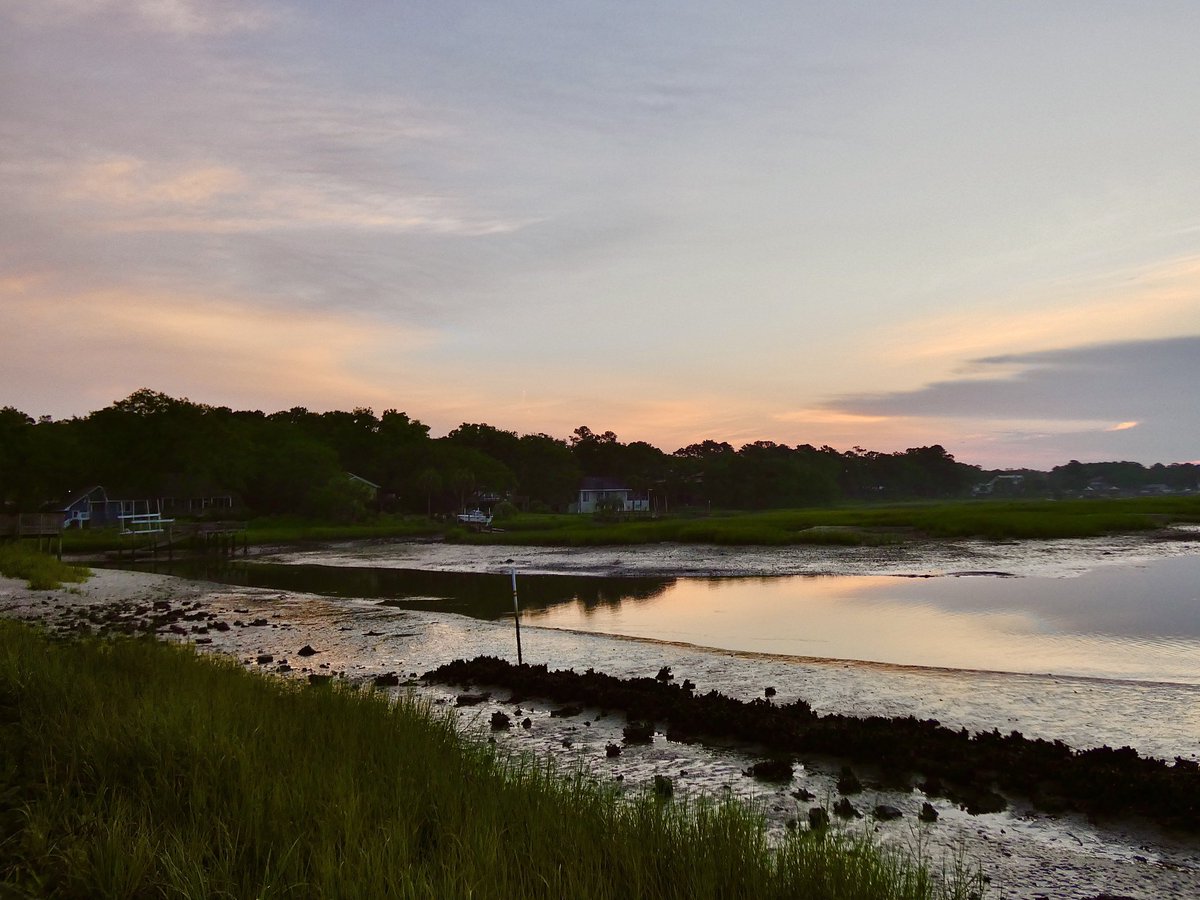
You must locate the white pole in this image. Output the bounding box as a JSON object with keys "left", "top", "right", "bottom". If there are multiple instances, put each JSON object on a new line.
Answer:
{"left": 510, "top": 568, "right": 523, "bottom": 666}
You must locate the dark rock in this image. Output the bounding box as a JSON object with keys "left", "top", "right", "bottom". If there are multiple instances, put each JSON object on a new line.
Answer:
{"left": 521, "top": 717, "right": 532, "bottom": 729}
{"left": 297, "top": 645, "right": 317, "bottom": 657}
{"left": 833, "top": 798, "right": 861, "bottom": 819}
{"left": 653, "top": 775, "right": 673, "bottom": 798}
{"left": 837, "top": 766, "right": 863, "bottom": 795}
{"left": 919, "top": 776, "right": 944, "bottom": 797}
{"left": 606, "top": 743, "right": 622, "bottom": 758}
{"left": 194, "top": 637, "right": 212, "bottom": 644}
{"left": 561, "top": 738, "right": 573, "bottom": 748}
{"left": 455, "top": 692, "right": 489, "bottom": 706}
{"left": 308, "top": 674, "right": 332, "bottom": 686}
{"left": 764, "top": 686, "right": 777, "bottom": 698}
{"left": 249, "top": 618, "right": 268, "bottom": 627}
{"left": 919, "top": 802, "right": 939, "bottom": 823}
{"left": 550, "top": 704, "right": 583, "bottom": 718}
{"left": 655, "top": 666, "right": 674, "bottom": 682}
{"left": 374, "top": 673, "right": 401, "bottom": 687}
{"left": 490, "top": 711, "right": 512, "bottom": 730}
{"left": 420, "top": 654, "right": 1200, "bottom": 833}
{"left": 958, "top": 786, "right": 1007, "bottom": 815}
{"left": 808, "top": 806, "right": 829, "bottom": 830}
{"left": 681, "top": 678, "right": 696, "bottom": 692}
{"left": 746, "top": 758, "right": 794, "bottom": 782}
{"left": 277, "top": 664, "right": 292, "bottom": 673}
{"left": 873, "top": 804, "right": 903, "bottom": 821}
{"left": 167, "top": 624, "right": 187, "bottom": 635}
{"left": 623, "top": 720, "right": 654, "bottom": 744}
{"left": 793, "top": 788, "right": 816, "bottom": 801}
{"left": 212, "top": 621, "right": 230, "bottom": 632}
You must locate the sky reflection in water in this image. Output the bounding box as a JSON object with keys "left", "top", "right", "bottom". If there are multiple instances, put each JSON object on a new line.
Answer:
{"left": 529, "top": 560, "right": 1200, "bottom": 684}
{"left": 133, "top": 553, "right": 1200, "bottom": 685}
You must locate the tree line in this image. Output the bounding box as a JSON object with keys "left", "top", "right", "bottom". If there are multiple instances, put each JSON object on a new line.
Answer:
{"left": 0, "top": 389, "right": 1195, "bottom": 520}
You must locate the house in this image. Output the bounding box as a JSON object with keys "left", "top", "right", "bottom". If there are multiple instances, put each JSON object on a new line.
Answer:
{"left": 570, "top": 476, "right": 648, "bottom": 514}
{"left": 59, "top": 486, "right": 174, "bottom": 529}
{"left": 60, "top": 485, "right": 121, "bottom": 528}
{"left": 346, "top": 473, "right": 381, "bottom": 500}
{"left": 971, "top": 474, "right": 1025, "bottom": 498}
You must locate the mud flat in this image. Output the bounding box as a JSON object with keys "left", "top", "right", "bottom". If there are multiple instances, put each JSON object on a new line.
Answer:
{"left": 255, "top": 528, "right": 1200, "bottom": 578}
{"left": 3, "top": 559, "right": 1200, "bottom": 899}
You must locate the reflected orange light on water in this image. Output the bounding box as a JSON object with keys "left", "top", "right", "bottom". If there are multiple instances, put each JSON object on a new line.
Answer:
{"left": 527, "top": 573, "right": 1200, "bottom": 683}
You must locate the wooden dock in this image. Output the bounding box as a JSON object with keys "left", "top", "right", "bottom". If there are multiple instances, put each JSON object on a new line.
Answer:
{"left": 0, "top": 514, "right": 65, "bottom": 558}
{"left": 109, "top": 520, "right": 248, "bottom": 561}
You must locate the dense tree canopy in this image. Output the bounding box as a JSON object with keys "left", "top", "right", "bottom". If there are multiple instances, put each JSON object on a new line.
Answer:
{"left": 1, "top": 389, "right": 1195, "bottom": 518}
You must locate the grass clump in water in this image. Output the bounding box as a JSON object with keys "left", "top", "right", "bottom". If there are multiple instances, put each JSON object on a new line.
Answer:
{"left": 0, "top": 620, "right": 981, "bottom": 899}
{"left": 0, "top": 543, "right": 90, "bottom": 590}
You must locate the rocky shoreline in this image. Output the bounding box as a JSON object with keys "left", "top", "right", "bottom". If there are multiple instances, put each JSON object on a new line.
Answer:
{"left": 5, "top": 564, "right": 1200, "bottom": 898}
{"left": 426, "top": 655, "right": 1200, "bottom": 833}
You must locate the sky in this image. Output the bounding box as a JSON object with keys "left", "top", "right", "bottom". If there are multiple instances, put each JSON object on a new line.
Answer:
{"left": 2, "top": 1, "right": 1199, "bottom": 469}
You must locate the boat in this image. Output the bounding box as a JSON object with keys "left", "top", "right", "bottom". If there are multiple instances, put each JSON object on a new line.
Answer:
{"left": 456, "top": 509, "right": 493, "bottom": 528}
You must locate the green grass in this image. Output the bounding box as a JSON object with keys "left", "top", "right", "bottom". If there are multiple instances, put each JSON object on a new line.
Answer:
{"left": 0, "top": 621, "right": 981, "bottom": 899}
{"left": 462, "top": 496, "right": 1200, "bottom": 546}
{"left": 0, "top": 544, "right": 90, "bottom": 590}
{"left": 243, "top": 514, "right": 442, "bottom": 544}
{"left": 61, "top": 514, "right": 443, "bottom": 554}
{"left": 59, "top": 496, "right": 1200, "bottom": 554}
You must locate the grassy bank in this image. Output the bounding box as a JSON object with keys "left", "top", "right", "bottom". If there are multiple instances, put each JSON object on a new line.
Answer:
{"left": 0, "top": 544, "right": 90, "bottom": 590}
{"left": 58, "top": 496, "right": 1200, "bottom": 554}
{"left": 0, "top": 621, "right": 978, "bottom": 899}
{"left": 459, "top": 496, "right": 1200, "bottom": 546}
{"left": 61, "top": 514, "right": 442, "bottom": 554}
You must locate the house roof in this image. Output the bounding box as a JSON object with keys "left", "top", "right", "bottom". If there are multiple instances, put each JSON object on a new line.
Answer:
{"left": 579, "top": 476, "right": 631, "bottom": 492}
{"left": 61, "top": 485, "right": 108, "bottom": 509}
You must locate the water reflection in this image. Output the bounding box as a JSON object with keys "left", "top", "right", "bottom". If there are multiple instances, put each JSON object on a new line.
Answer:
{"left": 112, "top": 552, "right": 1200, "bottom": 684}
{"left": 112, "top": 559, "right": 673, "bottom": 619}
{"left": 526, "top": 559, "right": 1200, "bottom": 684}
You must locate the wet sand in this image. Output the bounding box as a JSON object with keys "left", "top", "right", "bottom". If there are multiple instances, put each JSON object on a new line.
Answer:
{"left": 257, "top": 528, "right": 1200, "bottom": 579}
{"left": 3, "top": 539, "right": 1200, "bottom": 899}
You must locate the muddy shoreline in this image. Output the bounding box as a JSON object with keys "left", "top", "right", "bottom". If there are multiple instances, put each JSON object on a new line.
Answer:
{"left": 425, "top": 655, "right": 1200, "bottom": 832}
{"left": 6, "top": 538, "right": 1200, "bottom": 899}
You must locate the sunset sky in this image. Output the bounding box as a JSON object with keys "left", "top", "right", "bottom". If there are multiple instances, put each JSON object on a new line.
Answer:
{"left": 3, "top": 1, "right": 1199, "bottom": 468}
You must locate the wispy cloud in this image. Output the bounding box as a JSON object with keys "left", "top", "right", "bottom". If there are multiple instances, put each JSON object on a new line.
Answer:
{"left": 5, "top": 0, "right": 280, "bottom": 35}
{"left": 0, "top": 284, "right": 437, "bottom": 415}
{"left": 823, "top": 336, "right": 1200, "bottom": 464}
{"left": 51, "top": 143, "right": 529, "bottom": 236}
{"left": 863, "top": 254, "right": 1200, "bottom": 388}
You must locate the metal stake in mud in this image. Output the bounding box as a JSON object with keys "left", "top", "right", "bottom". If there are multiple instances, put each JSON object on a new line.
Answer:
{"left": 510, "top": 568, "right": 523, "bottom": 666}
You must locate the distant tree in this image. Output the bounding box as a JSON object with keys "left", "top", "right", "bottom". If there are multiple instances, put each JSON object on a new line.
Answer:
{"left": 415, "top": 467, "right": 442, "bottom": 517}
{"left": 513, "top": 433, "right": 579, "bottom": 510}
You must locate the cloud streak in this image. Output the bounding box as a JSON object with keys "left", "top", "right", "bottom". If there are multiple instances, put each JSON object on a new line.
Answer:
{"left": 824, "top": 336, "right": 1200, "bottom": 464}
{"left": 6, "top": 0, "right": 280, "bottom": 35}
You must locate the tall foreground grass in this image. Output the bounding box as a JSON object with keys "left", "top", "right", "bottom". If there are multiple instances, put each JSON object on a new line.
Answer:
{"left": 0, "top": 543, "right": 90, "bottom": 590}
{"left": 0, "top": 622, "right": 979, "bottom": 899}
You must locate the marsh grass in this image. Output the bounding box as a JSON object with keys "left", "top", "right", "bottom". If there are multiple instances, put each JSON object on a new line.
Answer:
{"left": 0, "top": 621, "right": 980, "bottom": 899}
{"left": 0, "top": 544, "right": 90, "bottom": 590}
{"left": 459, "top": 497, "right": 1200, "bottom": 546}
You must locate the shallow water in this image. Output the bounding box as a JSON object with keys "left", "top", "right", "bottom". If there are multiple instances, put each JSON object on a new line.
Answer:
{"left": 134, "top": 536, "right": 1200, "bottom": 685}
{"left": 60, "top": 534, "right": 1200, "bottom": 898}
